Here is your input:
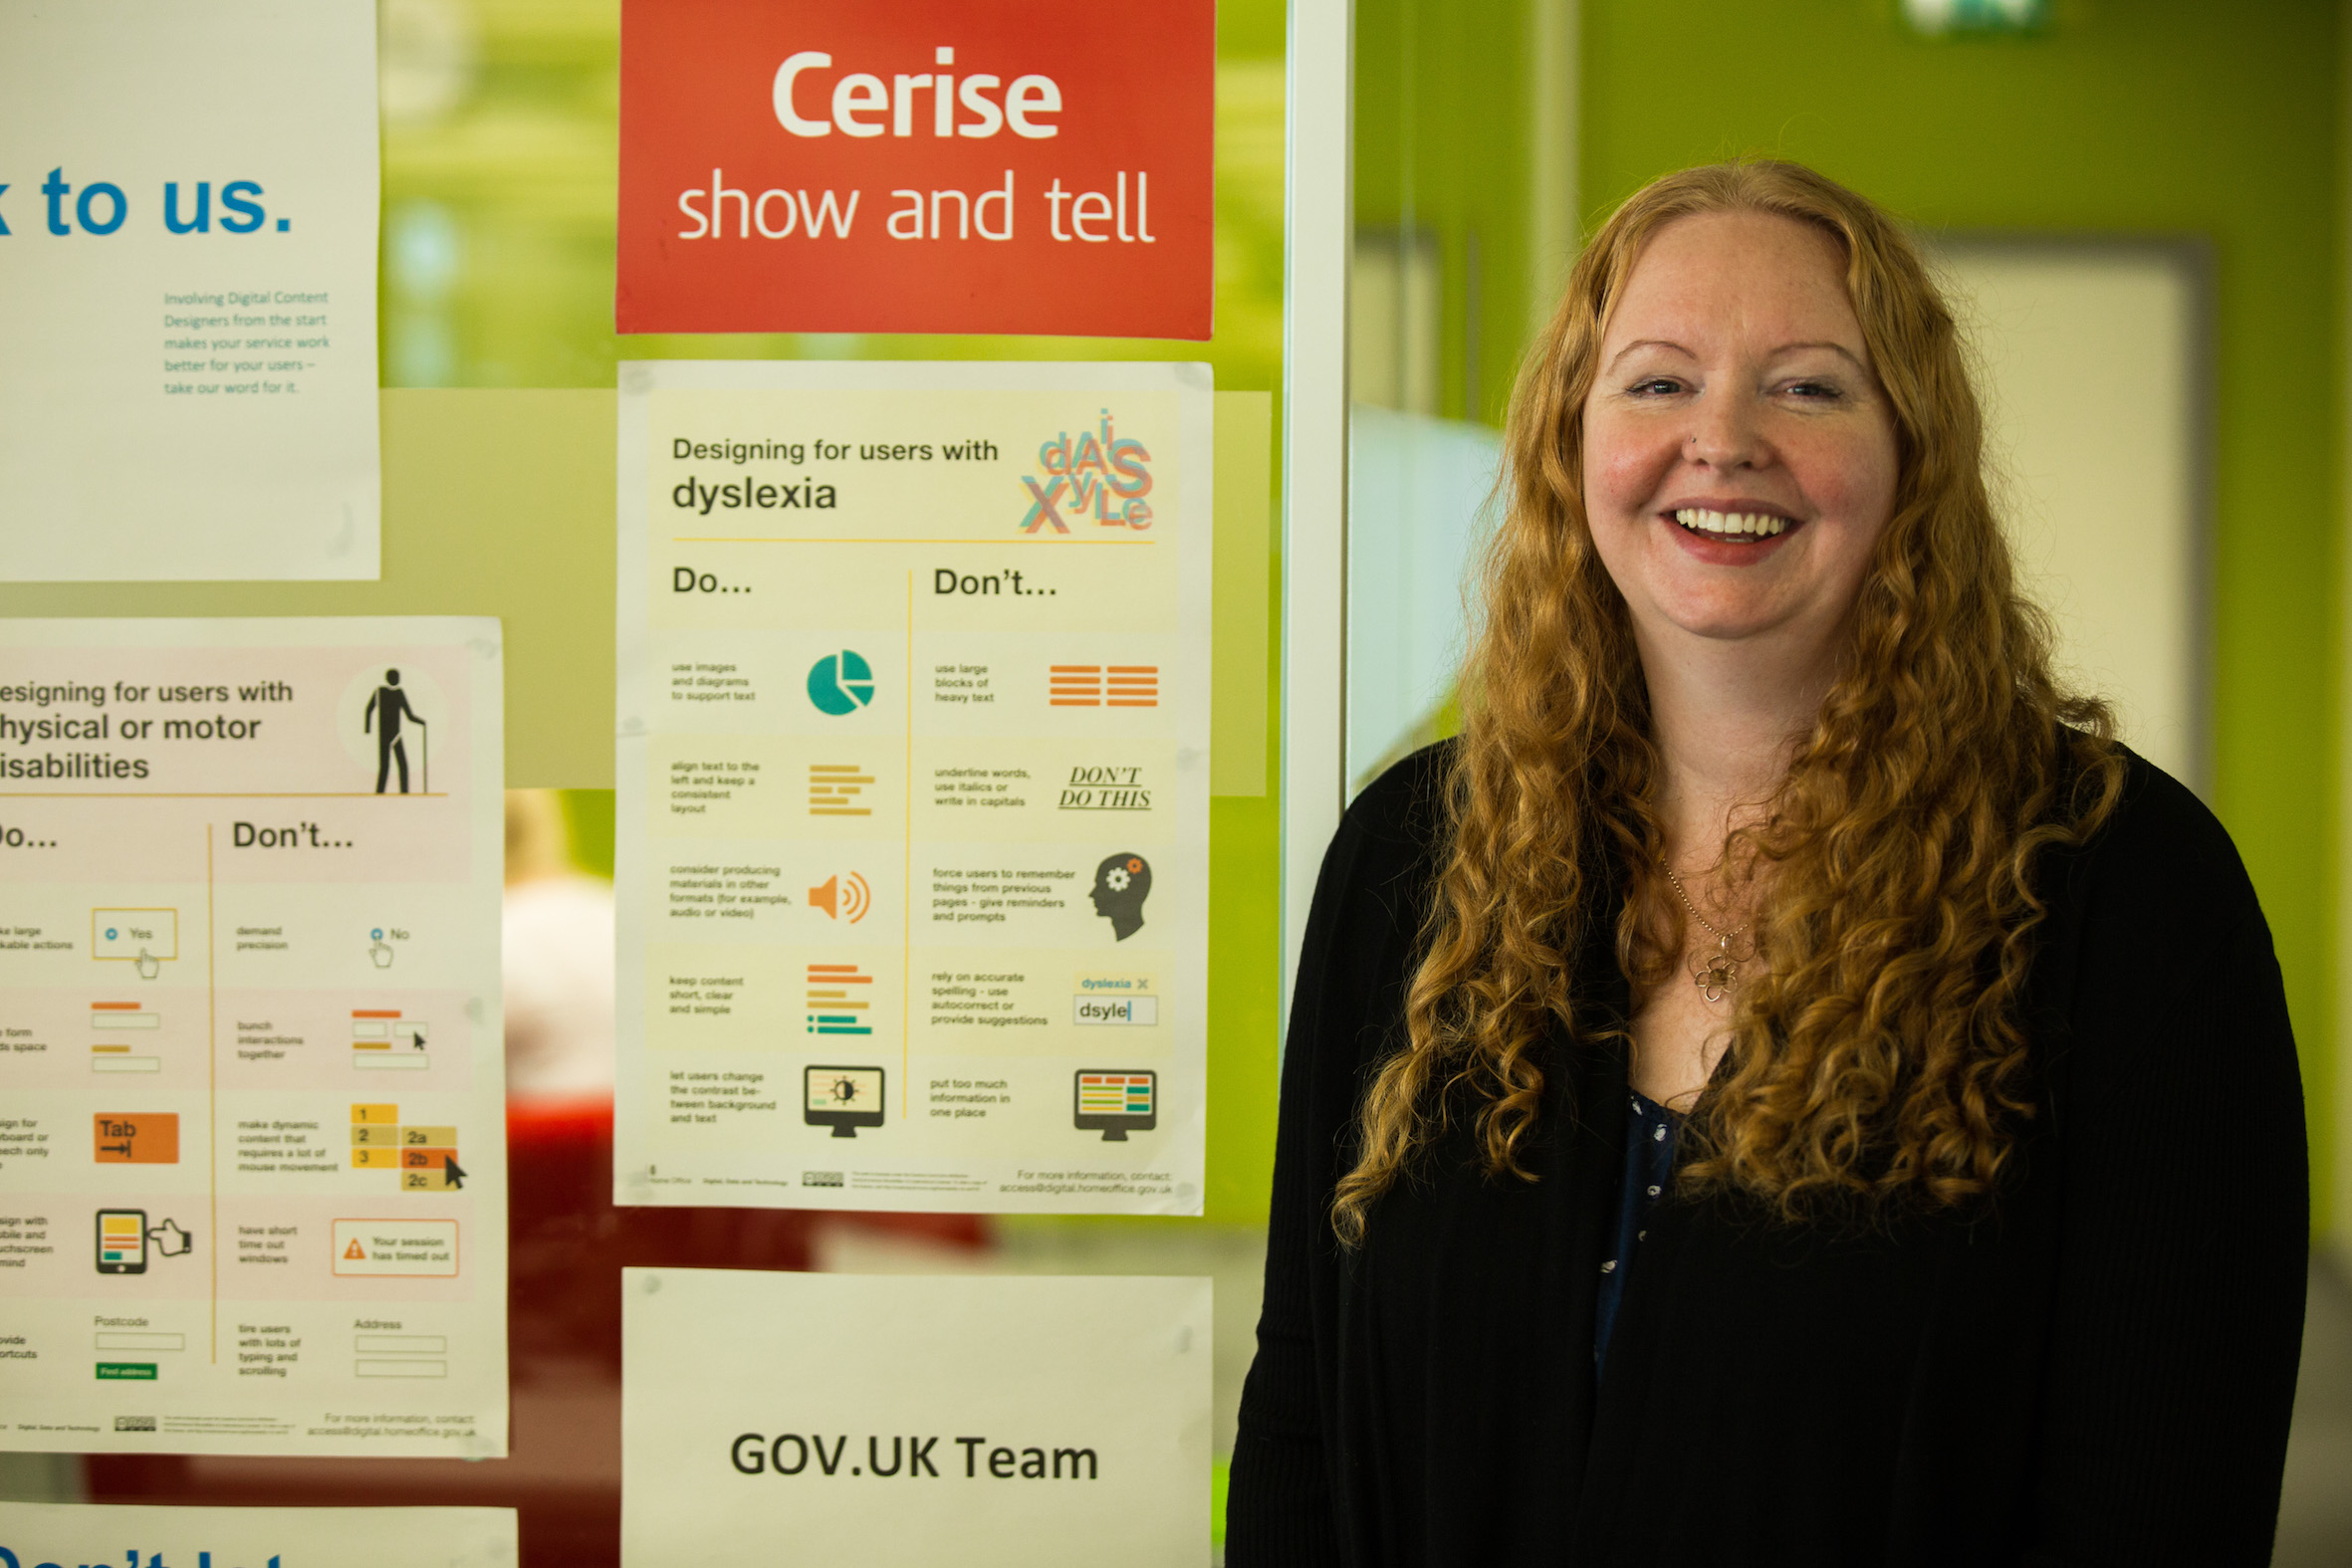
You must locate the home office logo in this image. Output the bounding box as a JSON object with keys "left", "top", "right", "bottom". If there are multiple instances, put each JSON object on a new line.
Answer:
{"left": 1018, "top": 409, "right": 1154, "bottom": 533}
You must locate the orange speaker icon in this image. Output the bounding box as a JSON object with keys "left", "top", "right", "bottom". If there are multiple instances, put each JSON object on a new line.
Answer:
{"left": 808, "top": 872, "right": 872, "bottom": 924}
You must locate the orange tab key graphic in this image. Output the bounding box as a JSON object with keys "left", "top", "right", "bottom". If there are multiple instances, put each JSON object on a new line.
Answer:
{"left": 93, "top": 1113, "right": 179, "bottom": 1164}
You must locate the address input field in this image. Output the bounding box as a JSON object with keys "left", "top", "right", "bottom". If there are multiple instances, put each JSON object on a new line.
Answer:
{"left": 356, "top": 1359, "right": 447, "bottom": 1378}
{"left": 354, "top": 1334, "right": 448, "bottom": 1354}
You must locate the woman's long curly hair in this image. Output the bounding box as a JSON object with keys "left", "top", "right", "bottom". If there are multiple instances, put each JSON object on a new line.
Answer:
{"left": 1329, "top": 160, "right": 2126, "bottom": 1244}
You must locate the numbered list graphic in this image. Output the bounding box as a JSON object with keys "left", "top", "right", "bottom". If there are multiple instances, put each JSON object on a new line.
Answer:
{"left": 614, "top": 361, "right": 1211, "bottom": 1214}
{"left": 0, "top": 618, "right": 508, "bottom": 1456}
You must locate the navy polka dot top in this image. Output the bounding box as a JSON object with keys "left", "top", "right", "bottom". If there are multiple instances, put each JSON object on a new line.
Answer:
{"left": 1595, "top": 1088, "right": 1680, "bottom": 1370}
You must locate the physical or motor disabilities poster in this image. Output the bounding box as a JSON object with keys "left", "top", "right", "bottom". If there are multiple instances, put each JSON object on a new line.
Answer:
{"left": 622, "top": 1269, "right": 1211, "bottom": 1568}
{"left": 0, "top": 618, "right": 508, "bottom": 1456}
{"left": 0, "top": 1, "right": 380, "bottom": 581}
{"left": 0, "top": 1501, "right": 518, "bottom": 1568}
{"left": 615, "top": 360, "right": 1211, "bottom": 1215}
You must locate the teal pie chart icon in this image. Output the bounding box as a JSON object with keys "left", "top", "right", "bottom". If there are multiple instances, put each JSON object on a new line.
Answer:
{"left": 806, "top": 650, "right": 876, "bottom": 716}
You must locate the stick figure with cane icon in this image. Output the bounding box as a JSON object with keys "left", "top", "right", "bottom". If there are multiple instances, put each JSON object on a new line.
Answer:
{"left": 363, "top": 669, "right": 428, "bottom": 794}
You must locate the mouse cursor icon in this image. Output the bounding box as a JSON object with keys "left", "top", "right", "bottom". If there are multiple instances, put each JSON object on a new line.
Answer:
{"left": 442, "top": 1155, "right": 467, "bottom": 1190}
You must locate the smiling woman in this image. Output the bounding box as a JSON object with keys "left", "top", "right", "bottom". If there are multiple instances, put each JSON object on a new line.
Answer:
{"left": 1583, "top": 211, "right": 1896, "bottom": 656}
{"left": 1230, "top": 161, "right": 2308, "bottom": 1567}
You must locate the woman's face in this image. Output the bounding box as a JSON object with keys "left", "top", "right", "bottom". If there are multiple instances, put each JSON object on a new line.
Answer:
{"left": 1581, "top": 210, "right": 1899, "bottom": 662}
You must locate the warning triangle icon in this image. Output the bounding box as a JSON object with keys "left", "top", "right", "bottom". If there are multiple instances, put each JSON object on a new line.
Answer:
{"left": 344, "top": 1238, "right": 366, "bottom": 1259}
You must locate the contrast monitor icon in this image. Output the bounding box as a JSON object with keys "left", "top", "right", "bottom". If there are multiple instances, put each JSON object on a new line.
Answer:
{"left": 806, "top": 1065, "right": 885, "bottom": 1138}
{"left": 1073, "top": 1070, "right": 1156, "bottom": 1141}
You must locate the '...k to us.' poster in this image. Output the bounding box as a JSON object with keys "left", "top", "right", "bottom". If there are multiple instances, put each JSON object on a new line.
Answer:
{"left": 614, "top": 360, "right": 1210, "bottom": 1215}
{"left": 0, "top": 0, "right": 380, "bottom": 580}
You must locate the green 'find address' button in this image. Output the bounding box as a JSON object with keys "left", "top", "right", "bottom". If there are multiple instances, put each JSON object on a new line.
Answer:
{"left": 96, "top": 1362, "right": 157, "bottom": 1380}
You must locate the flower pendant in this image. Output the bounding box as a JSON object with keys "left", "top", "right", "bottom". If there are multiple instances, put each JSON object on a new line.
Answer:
{"left": 1690, "top": 940, "right": 1739, "bottom": 1005}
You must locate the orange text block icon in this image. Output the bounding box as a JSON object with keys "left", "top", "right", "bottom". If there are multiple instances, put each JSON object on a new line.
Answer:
{"left": 93, "top": 1113, "right": 179, "bottom": 1164}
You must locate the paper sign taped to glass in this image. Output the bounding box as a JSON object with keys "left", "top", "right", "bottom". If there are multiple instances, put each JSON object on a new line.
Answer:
{"left": 621, "top": 1269, "right": 1211, "bottom": 1568}
{"left": 614, "top": 361, "right": 1211, "bottom": 1214}
{"left": 0, "top": 618, "right": 508, "bottom": 1456}
{"left": 0, "top": 1, "right": 380, "bottom": 580}
{"left": 616, "top": 0, "right": 1214, "bottom": 338}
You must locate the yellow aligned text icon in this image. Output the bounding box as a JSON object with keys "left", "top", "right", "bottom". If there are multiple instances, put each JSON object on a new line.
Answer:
{"left": 809, "top": 763, "right": 873, "bottom": 815}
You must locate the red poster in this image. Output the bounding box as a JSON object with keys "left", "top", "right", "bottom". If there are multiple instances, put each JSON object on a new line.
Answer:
{"left": 618, "top": 0, "right": 1216, "bottom": 339}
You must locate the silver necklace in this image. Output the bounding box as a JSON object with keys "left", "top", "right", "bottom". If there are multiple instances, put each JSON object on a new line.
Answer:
{"left": 1662, "top": 865, "right": 1750, "bottom": 1005}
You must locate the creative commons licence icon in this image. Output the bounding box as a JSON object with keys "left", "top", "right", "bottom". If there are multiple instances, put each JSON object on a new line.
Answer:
{"left": 806, "top": 650, "right": 875, "bottom": 716}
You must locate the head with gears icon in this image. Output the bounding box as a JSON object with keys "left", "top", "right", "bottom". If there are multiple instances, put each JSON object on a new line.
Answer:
{"left": 1089, "top": 852, "right": 1153, "bottom": 941}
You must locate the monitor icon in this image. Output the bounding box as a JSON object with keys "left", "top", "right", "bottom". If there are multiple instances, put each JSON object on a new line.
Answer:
{"left": 806, "top": 1065, "right": 885, "bottom": 1138}
{"left": 1073, "top": 1070, "right": 1156, "bottom": 1142}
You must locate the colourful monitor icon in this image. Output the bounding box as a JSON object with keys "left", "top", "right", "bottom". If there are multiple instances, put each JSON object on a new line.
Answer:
{"left": 806, "top": 1065, "right": 885, "bottom": 1138}
{"left": 1073, "top": 1070, "right": 1156, "bottom": 1141}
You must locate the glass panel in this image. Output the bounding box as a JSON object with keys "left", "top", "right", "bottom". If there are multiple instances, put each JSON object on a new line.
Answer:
{"left": 1346, "top": 0, "right": 1557, "bottom": 794}
{"left": 48, "top": 5, "right": 1294, "bottom": 1564}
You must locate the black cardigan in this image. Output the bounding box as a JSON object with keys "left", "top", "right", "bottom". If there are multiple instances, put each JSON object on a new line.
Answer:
{"left": 1229, "top": 743, "right": 2307, "bottom": 1567}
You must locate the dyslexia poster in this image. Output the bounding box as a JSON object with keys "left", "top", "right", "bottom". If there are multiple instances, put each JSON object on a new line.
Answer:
{"left": 622, "top": 1269, "right": 1210, "bottom": 1568}
{"left": 0, "top": 619, "right": 507, "bottom": 1456}
{"left": 0, "top": 1, "right": 380, "bottom": 580}
{"left": 614, "top": 361, "right": 1210, "bottom": 1215}
{"left": 0, "top": 1502, "right": 517, "bottom": 1568}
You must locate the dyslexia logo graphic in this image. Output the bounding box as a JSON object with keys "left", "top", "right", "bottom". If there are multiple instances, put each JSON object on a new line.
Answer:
{"left": 1018, "top": 409, "right": 1153, "bottom": 534}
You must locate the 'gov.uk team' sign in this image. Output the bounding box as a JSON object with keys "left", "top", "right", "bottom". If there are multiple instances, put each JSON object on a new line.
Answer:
{"left": 617, "top": 0, "right": 1215, "bottom": 339}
